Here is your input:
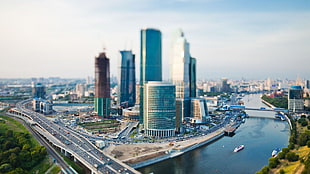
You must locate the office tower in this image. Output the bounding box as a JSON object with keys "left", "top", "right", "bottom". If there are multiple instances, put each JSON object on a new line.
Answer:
{"left": 171, "top": 29, "right": 190, "bottom": 99}
{"left": 288, "top": 86, "right": 304, "bottom": 112}
{"left": 32, "top": 82, "right": 46, "bottom": 99}
{"left": 306, "top": 80, "right": 310, "bottom": 89}
{"left": 140, "top": 28, "right": 162, "bottom": 124}
{"left": 119, "top": 50, "right": 136, "bottom": 107}
{"left": 190, "top": 57, "right": 196, "bottom": 97}
{"left": 144, "top": 81, "right": 176, "bottom": 137}
{"left": 170, "top": 29, "right": 191, "bottom": 131}
{"left": 94, "top": 52, "right": 110, "bottom": 117}
{"left": 221, "top": 78, "right": 231, "bottom": 93}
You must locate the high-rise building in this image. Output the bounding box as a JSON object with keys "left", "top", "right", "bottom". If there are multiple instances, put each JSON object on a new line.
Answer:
{"left": 288, "top": 86, "right": 304, "bottom": 112}
{"left": 32, "top": 82, "right": 46, "bottom": 99}
{"left": 94, "top": 52, "right": 110, "bottom": 117}
{"left": 190, "top": 57, "right": 196, "bottom": 97}
{"left": 306, "top": 80, "right": 310, "bottom": 89}
{"left": 144, "top": 81, "right": 176, "bottom": 137}
{"left": 119, "top": 50, "right": 136, "bottom": 107}
{"left": 140, "top": 28, "right": 162, "bottom": 124}
{"left": 170, "top": 29, "right": 191, "bottom": 130}
{"left": 171, "top": 29, "right": 190, "bottom": 99}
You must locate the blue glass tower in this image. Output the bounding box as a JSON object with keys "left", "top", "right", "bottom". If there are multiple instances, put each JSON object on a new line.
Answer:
{"left": 119, "top": 50, "right": 136, "bottom": 107}
{"left": 140, "top": 28, "right": 162, "bottom": 124}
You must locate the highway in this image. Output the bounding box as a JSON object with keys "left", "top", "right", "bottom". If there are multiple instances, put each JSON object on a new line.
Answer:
{"left": 12, "top": 99, "right": 140, "bottom": 174}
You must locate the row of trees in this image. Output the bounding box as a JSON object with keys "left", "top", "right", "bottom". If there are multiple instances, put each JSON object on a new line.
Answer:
{"left": 0, "top": 127, "right": 47, "bottom": 173}
{"left": 261, "top": 95, "right": 288, "bottom": 109}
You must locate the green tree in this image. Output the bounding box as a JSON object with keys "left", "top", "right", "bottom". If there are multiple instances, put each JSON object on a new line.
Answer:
{"left": 285, "top": 152, "right": 299, "bottom": 162}
{"left": 269, "top": 157, "right": 279, "bottom": 168}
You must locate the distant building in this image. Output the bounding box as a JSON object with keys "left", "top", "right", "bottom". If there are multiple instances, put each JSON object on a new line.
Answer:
{"left": 119, "top": 50, "right": 136, "bottom": 107}
{"left": 94, "top": 52, "right": 110, "bottom": 117}
{"left": 32, "top": 82, "right": 46, "bottom": 99}
{"left": 190, "top": 98, "right": 210, "bottom": 124}
{"left": 76, "top": 83, "right": 87, "bottom": 98}
{"left": 221, "top": 78, "right": 231, "bottom": 93}
{"left": 140, "top": 28, "right": 162, "bottom": 125}
{"left": 144, "top": 81, "right": 176, "bottom": 137}
{"left": 288, "top": 86, "right": 304, "bottom": 112}
{"left": 306, "top": 80, "right": 310, "bottom": 89}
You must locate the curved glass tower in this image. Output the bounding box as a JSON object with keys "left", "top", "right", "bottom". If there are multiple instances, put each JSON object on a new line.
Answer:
{"left": 144, "top": 81, "right": 176, "bottom": 137}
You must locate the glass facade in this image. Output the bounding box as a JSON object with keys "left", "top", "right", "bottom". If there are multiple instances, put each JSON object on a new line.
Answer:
{"left": 140, "top": 28, "right": 162, "bottom": 124}
{"left": 119, "top": 50, "right": 136, "bottom": 107}
{"left": 288, "top": 86, "right": 304, "bottom": 111}
{"left": 144, "top": 81, "right": 176, "bottom": 137}
{"left": 171, "top": 29, "right": 190, "bottom": 99}
{"left": 190, "top": 57, "right": 196, "bottom": 98}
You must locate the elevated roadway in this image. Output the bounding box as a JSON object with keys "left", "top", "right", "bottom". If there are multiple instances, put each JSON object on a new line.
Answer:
{"left": 9, "top": 99, "right": 140, "bottom": 174}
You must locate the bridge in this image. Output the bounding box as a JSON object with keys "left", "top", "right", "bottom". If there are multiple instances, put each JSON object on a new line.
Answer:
{"left": 228, "top": 105, "right": 288, "bottom": 112}
{"left": 8, "top": 99, "right": 140, "bottom": 174}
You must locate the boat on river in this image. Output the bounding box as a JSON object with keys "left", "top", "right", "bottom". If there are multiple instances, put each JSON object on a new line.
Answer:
{"left": 272, "top": 148, "right": 281, "bottom": 157}
{"left": 233, "top": 145, "right": 244, "bottom": 152}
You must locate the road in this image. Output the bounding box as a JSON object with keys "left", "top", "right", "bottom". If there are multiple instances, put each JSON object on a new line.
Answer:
{"left": 13, "top": 99, "right": 140, "bottom": 174}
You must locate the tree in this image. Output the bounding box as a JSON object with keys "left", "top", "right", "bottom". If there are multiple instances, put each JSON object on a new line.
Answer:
{"left": 285, "top": 152, "right": 299, "bottom": 162}
{"left": 269, "top": 157, "right": 279, "bottom": 168}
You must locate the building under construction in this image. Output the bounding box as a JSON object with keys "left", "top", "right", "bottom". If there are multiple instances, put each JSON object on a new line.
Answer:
{"left": 94, "top": 52, "right": 110, "bottom": 117}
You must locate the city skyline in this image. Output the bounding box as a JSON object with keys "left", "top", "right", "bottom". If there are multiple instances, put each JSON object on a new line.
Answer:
{"left": 0, "top": 0, "right": 309, "bottom": 80}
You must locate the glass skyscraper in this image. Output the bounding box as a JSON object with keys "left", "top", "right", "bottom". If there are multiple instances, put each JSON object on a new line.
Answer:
{"left": 190, "top": 57, "right": 196, "bottom": 98}
{"left": 144, "top": 81, "right": 176, "bottom": 137}
{"left": 140, "top": 28, "right": 162, "bottom": 124}
{"left": 288, "top": 85, "right": 304, "bottom": 112}
{"left": 94, "top": 52, "right": 110, "bottom": 117}
{"left": 119, "top": 50, "right": 136, "bottom": 107}
{"left": 171, "top": 29, "right": 190, "bottom": 99}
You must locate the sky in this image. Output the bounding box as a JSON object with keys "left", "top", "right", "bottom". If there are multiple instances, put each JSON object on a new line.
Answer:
{"left": 0, "top": 0, "right": 309, "bottom": 80}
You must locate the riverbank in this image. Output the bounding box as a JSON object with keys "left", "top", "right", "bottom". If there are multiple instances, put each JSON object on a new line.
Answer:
{"left": 261, "top": 98, "right": 292, "bottom": 130}
{"left": 104, "top": 128, "right": 225, "bottom": 169}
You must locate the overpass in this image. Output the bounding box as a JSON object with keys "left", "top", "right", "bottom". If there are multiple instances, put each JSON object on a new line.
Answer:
{"left": 9, "top": 99, "right": 140, "bottom": 174}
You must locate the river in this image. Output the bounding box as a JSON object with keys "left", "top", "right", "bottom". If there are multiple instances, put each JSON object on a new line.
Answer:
{"left": 138, "top": 94, "right": 290, "bottom": 174}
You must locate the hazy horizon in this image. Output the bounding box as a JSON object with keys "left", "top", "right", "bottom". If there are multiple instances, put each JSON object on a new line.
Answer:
{"left": 1, "top": 0, "right": 309, "bottom": 80}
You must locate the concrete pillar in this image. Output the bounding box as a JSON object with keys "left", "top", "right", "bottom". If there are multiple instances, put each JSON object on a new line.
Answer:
{"left": 91, "top": 170, "right": 97, "bottom": 174}
{"left": 73, "top": 157, "right": 77, "bottom": 162}
{"left": 64, "top": 150, "right": 68, "bottom": 156}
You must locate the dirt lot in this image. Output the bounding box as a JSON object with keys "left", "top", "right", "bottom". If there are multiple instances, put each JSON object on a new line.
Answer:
{"left": 104, "top": 128, "right": 225, "bottom": 165}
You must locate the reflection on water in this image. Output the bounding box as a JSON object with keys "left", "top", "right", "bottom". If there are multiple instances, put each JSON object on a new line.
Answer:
{"left": 138, "top": 94, "right": 290, "bottom": 174}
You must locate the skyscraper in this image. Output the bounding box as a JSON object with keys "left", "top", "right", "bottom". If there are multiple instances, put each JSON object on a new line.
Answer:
{"left": 119, "top": 50, "right": 136, "bottom": 107}
{"left": 170, "top": 29, "right": 193, "bottom": 131}
{"left": 171, "top": 29, "right": 190, "bottom": 99}
{"left": 189, "top": 57, "right": 196, "bottom": 98}
{"left": 140, "top": 28, "right": 162, "bottom": 124}
{"left": 94, "top": 52, "right": 110, "bottom": 117}
{"left": 32, "top": 82, "right": 46, "bottom": 99}
{"left": 144, "top": 81, "right": 176, "bottom": 137}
